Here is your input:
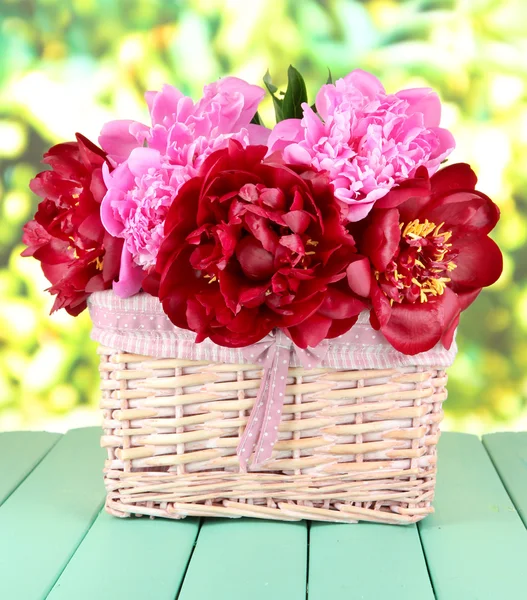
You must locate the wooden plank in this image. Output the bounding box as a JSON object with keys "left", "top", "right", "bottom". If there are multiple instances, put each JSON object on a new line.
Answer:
{"left": 483, "top": 432, "right": 527, "bottom": 528}
{"left": 0, "top": 431, "right": 61, "bottom": 506}
{"left": 0, "top": 427, "right": 106, "bottom": 600}
{"left": 418, "top": 432, "right": 527, "bottom": 599}
{"left": 47, "top": 511, "right": 200, "bottom": 600}
{"left": 178, "top": 519, "right": 307, "bottom": 600}
{"left": 309, "top": 522, "right": 434, "bottom": 600}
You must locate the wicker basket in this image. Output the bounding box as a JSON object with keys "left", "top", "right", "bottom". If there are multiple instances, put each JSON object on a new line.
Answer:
{"left": 91, "top": 291, "right": 453, "bottom": 524}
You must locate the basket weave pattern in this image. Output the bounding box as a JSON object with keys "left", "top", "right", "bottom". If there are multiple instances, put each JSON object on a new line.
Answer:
{"left": 99, "top": 344, "right": 447, "bottom": 524}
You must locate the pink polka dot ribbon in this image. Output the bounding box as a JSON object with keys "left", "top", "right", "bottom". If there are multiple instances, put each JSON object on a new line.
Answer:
{"left": 237, "top": 330, "right": 329, "bottom": 471}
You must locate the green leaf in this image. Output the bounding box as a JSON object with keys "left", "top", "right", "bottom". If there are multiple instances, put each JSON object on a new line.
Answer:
{"left": 263, "top": 69, "right": 284, "bottom": 122}
{"left": 250, "top": 111, "right": 264, "bottom": 126}
{"left": 282, "top": 65, "right": 308, "bottom": 120}
{"left": 263, "top": 70, "right": 278, "bottom": 94}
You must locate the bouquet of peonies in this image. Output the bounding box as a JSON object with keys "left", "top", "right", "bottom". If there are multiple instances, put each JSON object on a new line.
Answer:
{"left": 23, "top": 67, "right": 503, "bottom": 356}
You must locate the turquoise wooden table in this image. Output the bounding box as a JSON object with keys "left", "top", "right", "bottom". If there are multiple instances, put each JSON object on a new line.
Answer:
{"left": 0, "top": 428, "right": 526, "bottom": 600}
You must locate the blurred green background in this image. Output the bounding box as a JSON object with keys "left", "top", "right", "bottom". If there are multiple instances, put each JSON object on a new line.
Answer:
{"left": 1, "top": 0, "right": 526, "bottom": 433}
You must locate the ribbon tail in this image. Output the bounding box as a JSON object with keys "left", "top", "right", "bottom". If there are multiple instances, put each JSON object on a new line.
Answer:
{"left": 237, "top": 351, "right": 275, "bottom": 472}
{"left": 251, "top": 345, "right": 289, "bottom": 468}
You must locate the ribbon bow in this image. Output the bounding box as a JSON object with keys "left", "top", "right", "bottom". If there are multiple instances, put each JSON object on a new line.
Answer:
{"left": 237, "top": 330, "right": 329, "bottom": 471}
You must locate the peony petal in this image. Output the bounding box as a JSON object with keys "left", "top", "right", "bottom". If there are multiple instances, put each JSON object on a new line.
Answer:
{"left": 438, "top": 286, "right": 461, "bottom": 333}
{"left": 456, "top": 288, "right": 481, "bottom": 311}
{"left": 267, "top": 119, "right": 305, "bottom": 154}
{"left": 425, "top": 191, "right": 500, "bottom": 235}
{"left": 326, "top": 316, "right": 359, "bottom": 339}
{"left": 235, "top": 237, "right": 275, "bottom": 281}
{"left": 441, "top": 314, "right": 459, "bottom": 350}
{"left": 375, "top": 166, "right": 431, "bottom": 211}
{"left": 317, "top": 286, "right": 367, "bottom": 319}
{"left": 282, "top": 210, "right": 311, "bottom": 234}
{"left": 395, "top": 88, "right": 441, "bottom": 127}
{"left": 246, "top": 124, "right": 271, "bottom": 145}
{"left": 148, "top": 84, "right": 185, "bottom": 126}
{"left": 426, "top": 127, "right": 456, "bottom": 174}
{"left": 448, "top": 233, "right": 503, "bottom": 291}
{"left": 126, "top": 146, "right": 161, "bottom": 176}
{"left": 112, "top": 246, "right": 145, "bottom": 298}
{"left": 100, "top": 187, "right": 126, "bottom": 237}
{"left": 346, "top": 256, "right": 372, "bottom": 297}
{"left": 370, "top": 278, "right": 392, "bottom": 328}
{"left": 205, "top": 76, "right": 265, "bottom": 129}
{"left": 75, "top": 133, "right": 106, "bottom": 167}
{"left": 343, "top": 198, "right": 377, "bottom": 223}
{"left": 381, "top": 300, "right": 443, "bottom": 355}
{"left": 430, "top": 163, "right": 477, "bottom": 197}
{"left": 361, "top": 208, "right": 401, "bottom": 272}
{"left": 98, "top": 119, "right": 146, "bottom": 165}
{"left": 340, "top": 69, "right": 386, "bottom": 99}
{"left": 286, "top": 313, "right": 333, "bottom": 349}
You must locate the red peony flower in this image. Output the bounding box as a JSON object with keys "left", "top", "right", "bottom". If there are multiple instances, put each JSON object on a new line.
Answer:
{"left": 145, "top": 140, "right": 366, "bottom": 348}
{"left": 347, "top": 164, "right": 503, "bottom": 354}
{"left": 22, "top": 134, "right": 123, "bottom": 315}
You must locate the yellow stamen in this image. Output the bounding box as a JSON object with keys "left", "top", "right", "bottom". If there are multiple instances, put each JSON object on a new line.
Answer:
{"left": 305, "top": 251, "right": 316, "bottom": 255}
{"left": 208, "top": 275, "right": 217, "bottom": 284}
{"left": 306, "top": 239, "right": 319, "bottom": 247}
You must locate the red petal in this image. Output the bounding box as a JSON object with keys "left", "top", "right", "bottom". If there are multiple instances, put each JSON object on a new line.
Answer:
{"left": 456, "top": 288, "right": 481, "bottom": 311}
{"left": 381, "top": 289, "right": 459, "bottom": 355}
{"left": 235, "top": 237, "right": 275, "bottom": 281}
{"left": 318, "top": 286, "right": 366, "bottom": 319}
{"left": 75, "top": 132, "right": 107, "bottom": 167}
{"left": 430, "top": 163, "right": 477, "bottom": 197}
{"left": 381, "top": 301, "right": 443, "bottom": 355}
{"left": 370, "top": 278, "right": 392, "bottom": 327}
{"left": 361, "top": 209, "right": 401, "bottom": 272}
{"left": 375, "top": 166, "right": 431, "bottom": 210}
{"left": 441, "top": 314, "right": 459, "bottom": 350}
{"left": 259, "top": 187, "right": 286, "bottom": 210}
{"left": 346, "top": 256, "right": 371, "bottom": 297}
{"left": 282, "top": 210, "right": 311, "bottom": 234}
{"left": 279, "top": 233, "right": 304, "bottom": 254}
{"left": 142, "top": 271, "right": 161, "bottom": 297}
{"left": 449, "top": 234, "right": 503, "bottom": 291}
{"left": 326, "top": 316, "right": 359, "bottom": 339}
{"left": 424, "top": 191, "right": 500, "bottom": 235}
{"left": 286, "top": 313, "right": 333, "bottom": 349}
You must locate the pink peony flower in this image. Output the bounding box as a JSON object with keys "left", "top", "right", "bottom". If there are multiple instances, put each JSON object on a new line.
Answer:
{"left": 268, "top": 69, "right": 455, "bottom": 222}
{"left": 99, "top": 77, "right": 269, "bottom": 297}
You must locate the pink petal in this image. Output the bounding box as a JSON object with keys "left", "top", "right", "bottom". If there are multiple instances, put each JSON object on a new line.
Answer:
{"left": 246, "top": 124, "right": 271, "bottom": 145}
{"left": 426, "top": 127, "right": 456, "bottom": 173}
{"left": 127, "top": 147, "right": 161, "bottom": 176}
{"left": 283, "top": 144, "right": 313, "bottom": 165}
{"left": 206, "top": 76, "right": 265, "bottom": 129}
{"left": 267, "top": 119, "right": 305, "bottom": 154}
{"left": 395, "top": 88, "right": 441, "bottom": 128}
{"left": 113, "top": 246, "right": 145, "bottom": 298}
{"left": 340, "top": 69, "right": 386, "bottom": 99}
{"left": 98, "top": 119, "right": 147, "bottom": 165}
{"left": 148, "top": 84, "right": 185, "bottom": 126}
{"left": 100, "top": 187, "right": 126, "bottom": 236}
